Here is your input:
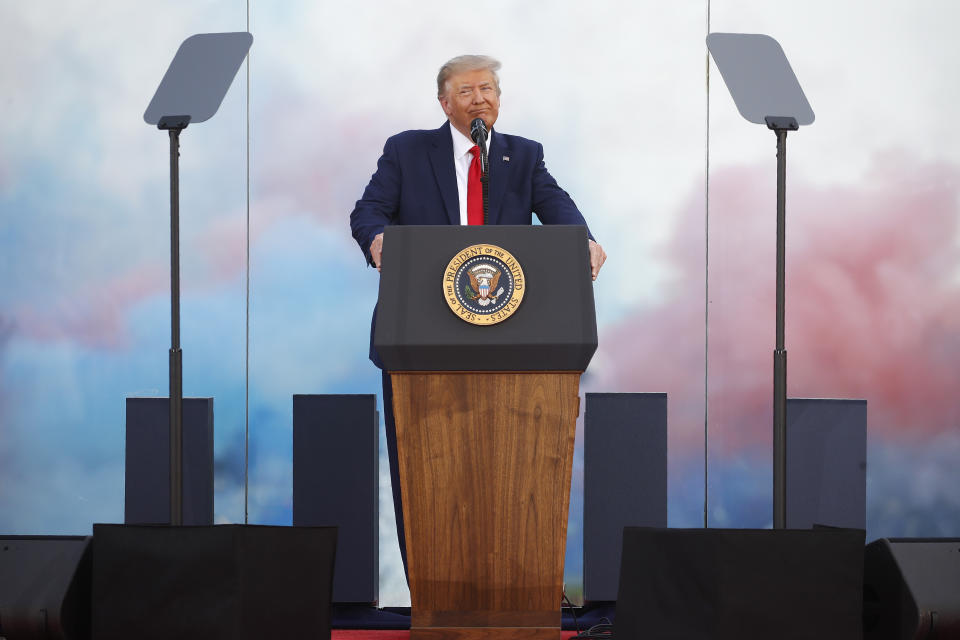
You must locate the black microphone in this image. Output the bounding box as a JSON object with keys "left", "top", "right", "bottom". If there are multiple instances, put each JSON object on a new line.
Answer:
{"left": 470, "top": 118, "right": 488, "bottom": 145}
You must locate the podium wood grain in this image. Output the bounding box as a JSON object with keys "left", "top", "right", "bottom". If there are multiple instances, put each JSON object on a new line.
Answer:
{"left": 391, "top": 372, "right": 581, "bottom": 640}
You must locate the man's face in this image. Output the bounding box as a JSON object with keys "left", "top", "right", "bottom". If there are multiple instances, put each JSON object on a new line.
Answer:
{"left": 438, "top": 68, "right": 500, "bottom": 139}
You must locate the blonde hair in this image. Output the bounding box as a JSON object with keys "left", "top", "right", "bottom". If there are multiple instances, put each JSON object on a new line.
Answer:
{"left": 436, "top": 55, "right": 502, "bottom": 98}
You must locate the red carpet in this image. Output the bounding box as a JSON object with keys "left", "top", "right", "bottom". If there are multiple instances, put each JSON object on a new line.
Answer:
{"left": 332, "top": 631, "right": 581, "bottom": 640}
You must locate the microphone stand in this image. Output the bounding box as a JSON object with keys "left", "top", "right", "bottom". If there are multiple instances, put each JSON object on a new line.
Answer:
{"left": 471, "top": 118, "right": 490, "bottom": 225}
{"left": 479, "top": 135, "right": 489, "bottom": 225}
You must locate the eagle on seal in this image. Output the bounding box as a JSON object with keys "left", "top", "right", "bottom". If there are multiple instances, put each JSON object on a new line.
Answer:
{"left": 467, "top": 266, "right": 502, "bottom": 304}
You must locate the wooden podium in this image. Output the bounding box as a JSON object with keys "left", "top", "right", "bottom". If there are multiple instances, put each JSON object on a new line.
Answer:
{"left": 375, "top": 226, "right": 597, "bottom": 640}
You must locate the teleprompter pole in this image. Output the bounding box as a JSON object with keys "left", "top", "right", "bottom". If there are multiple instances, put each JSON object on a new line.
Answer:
{"left": 766, "top": 115, "right": 797, "bottom": 530}
{"left": 145, "top": 33, "right": 252, "bottom": 526}
{"left": 159, "top": 115, "right": 190, "bottom": 527}
{"left": 707, "top": 33, "right": 813, "bottom": 531}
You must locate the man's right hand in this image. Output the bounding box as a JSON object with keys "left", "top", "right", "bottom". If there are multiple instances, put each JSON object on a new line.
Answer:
{"left": 369, "top": 232, "right": 384, "bottom": 272}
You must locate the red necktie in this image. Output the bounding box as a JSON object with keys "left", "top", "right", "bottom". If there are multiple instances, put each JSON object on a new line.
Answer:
{"left": 467, "top": 145, "right": 484, "bottom": 225}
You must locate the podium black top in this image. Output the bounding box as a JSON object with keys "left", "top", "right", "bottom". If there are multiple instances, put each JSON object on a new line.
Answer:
{"left": 374, "top": 225, "right": 597, "bottom": 371}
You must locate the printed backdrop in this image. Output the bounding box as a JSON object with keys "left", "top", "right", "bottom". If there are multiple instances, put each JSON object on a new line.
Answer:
{"left": 1, "top": 1, "right": 957, "bottom": 604}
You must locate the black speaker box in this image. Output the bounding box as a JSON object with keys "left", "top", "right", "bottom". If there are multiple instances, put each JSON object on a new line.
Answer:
{"left": 786, "top": 398, "right": 866, "bottom": 530}
{"left": 863, "top": 538, "right": 960, "bottom": 640}
{"left": 583, "top": 392, "right": 667, "bottom": 602}
{"left": 293, "top": 394, "right": 379, "bottom": 604}
{"left": 91, "top": 524, "right": 336, "bottom": 640}
{"left": 125, "top": 397, "right": 214, "bottom": 525}
{"left": 0, "top": 535, "right": 91, "bottom": 640}
{"left": 615, "top": 527, "right": 865, "bottom": 640}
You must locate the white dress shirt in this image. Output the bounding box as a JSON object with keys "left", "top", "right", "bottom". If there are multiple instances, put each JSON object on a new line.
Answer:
{"left": 450, "top": 124, "right": 493, "bottom": 225}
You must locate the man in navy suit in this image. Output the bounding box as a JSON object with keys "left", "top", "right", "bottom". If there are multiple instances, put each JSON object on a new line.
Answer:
{"left": 349, "top": 54, "right": 606, "bottom": 579}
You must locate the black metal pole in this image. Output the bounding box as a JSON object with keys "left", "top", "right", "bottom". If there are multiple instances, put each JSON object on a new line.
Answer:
{"left": 480, "top": 143, "right": 489, "bottom": 225}
{"left": 168, "top": 126, "right": 184, "bottom": 527}
{"left": 772, "top": 125, "right": 789, "bottom": 530}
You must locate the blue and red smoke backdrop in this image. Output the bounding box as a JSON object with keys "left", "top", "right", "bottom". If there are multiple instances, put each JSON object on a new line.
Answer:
{"left": 1, "top": 0, "right": 957, "bottom": 605}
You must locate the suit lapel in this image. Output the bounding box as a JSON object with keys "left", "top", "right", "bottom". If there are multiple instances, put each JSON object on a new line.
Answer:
{"left": 428, "top": 121, "right": 460, "bottom": 225}
{"left": 487, "top": 131, "right": 508, "bottom": 225}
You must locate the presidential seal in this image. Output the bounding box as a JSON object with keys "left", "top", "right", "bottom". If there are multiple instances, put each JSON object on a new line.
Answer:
{"left": 443, "top": 244, "right": 525, "bottom": 325}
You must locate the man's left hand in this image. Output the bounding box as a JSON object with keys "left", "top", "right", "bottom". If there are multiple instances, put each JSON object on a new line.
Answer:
{"left": 589, "top": 239, "right": 607, "bottom": 281}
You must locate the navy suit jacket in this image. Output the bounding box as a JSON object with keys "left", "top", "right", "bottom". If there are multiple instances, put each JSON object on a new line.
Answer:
{"left": 350, "top": 121, "right": 593, "bottom": 366}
